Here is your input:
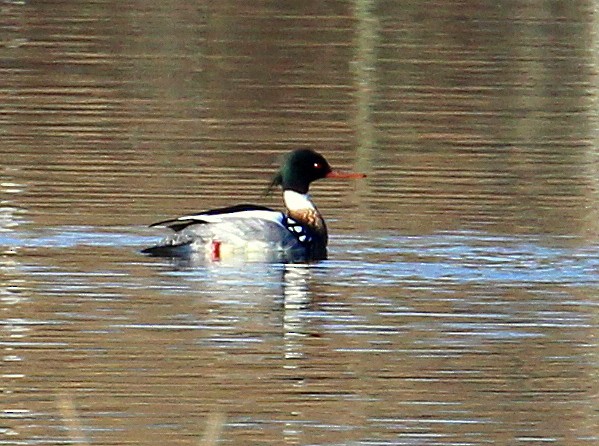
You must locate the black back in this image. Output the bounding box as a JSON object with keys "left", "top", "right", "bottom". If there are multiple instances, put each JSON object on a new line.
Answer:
{"left": 149, "top": 203, "right": 276, "bottom": 232}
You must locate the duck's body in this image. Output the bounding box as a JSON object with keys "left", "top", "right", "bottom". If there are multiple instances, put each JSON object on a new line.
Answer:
{"left": 142, "top": 149, "right": 364, "bottom": 262}
{"left": 142, "top": 195, "right": 326, "bottom": 262}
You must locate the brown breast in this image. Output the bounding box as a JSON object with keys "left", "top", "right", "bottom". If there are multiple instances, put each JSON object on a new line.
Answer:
{"left": 287, "top": 209, "right": 329, "bottom": 248}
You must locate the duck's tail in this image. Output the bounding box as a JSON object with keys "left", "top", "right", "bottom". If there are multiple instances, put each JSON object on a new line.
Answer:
{"left": 141, "top": 241, "right": 193, "bottom": 257}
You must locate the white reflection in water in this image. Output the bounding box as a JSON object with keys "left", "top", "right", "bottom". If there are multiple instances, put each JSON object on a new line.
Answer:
{"left": 282, "top": 264, "right": 313, "bottom": 360}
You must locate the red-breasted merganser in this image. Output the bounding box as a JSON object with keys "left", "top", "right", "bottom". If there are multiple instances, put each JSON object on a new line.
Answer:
{"left": 142, "top": 149, "right": 365, "bottom": 262}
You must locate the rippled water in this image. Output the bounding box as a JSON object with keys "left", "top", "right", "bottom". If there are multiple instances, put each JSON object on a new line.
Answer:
{"left": 2, "top": 0, "right": 598, "bottom": 445}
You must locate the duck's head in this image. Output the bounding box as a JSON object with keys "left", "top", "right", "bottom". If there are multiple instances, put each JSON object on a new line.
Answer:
{"left": 268, "top": 149, "right": 365, "bottom": 194}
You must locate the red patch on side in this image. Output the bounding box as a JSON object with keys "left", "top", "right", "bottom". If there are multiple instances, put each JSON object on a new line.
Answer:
{"left": 210, "top": 241, "right": 221, "bottom": 261}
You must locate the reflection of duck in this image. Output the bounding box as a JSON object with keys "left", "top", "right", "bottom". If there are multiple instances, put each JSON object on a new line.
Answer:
{"left": 282, "top": 264, "right": 313, "bottom": 341}
{"left": 143, "top": 149, "right": 365, "bottom": 262}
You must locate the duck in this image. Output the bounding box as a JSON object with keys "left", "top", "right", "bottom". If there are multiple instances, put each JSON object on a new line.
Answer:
{"left": 142, "top": 149, "right": 365, "bottom": 262}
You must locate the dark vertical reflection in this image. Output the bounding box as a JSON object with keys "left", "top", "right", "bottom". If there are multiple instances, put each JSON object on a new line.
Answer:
{"left": 351, "top": 0, "right": 379, "bottom": 226}
{"left": 352, "top": 0, "right": 379, "bottom": 165}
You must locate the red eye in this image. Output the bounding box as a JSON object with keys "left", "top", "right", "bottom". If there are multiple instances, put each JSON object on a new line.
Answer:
{"left": 313, "top": 162, "right": 321, "bottom": 169}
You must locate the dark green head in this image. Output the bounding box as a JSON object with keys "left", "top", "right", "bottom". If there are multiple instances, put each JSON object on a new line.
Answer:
{"left": 268, "top": 149, "right": 333, "bottom": 194}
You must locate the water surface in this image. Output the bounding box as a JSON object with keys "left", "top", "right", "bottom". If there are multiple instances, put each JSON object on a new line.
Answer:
{"left": 1, "top": 1, "right": 598, "bottom": 445}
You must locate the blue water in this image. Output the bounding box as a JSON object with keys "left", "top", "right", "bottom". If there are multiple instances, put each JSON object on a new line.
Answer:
{"left": 2, "top": 227, "right": 596, "bottom": 285}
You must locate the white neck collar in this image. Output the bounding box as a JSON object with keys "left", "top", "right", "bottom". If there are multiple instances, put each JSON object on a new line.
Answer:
{"left": 283, "top": 190, "right": 316, "bottom": 211}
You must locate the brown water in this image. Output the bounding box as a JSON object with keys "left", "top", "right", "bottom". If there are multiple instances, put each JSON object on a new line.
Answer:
{"left": 1, "top": 1, "right": 598, "bottom": 445}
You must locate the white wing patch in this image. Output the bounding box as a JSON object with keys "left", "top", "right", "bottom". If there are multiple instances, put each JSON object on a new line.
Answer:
{"left": 282, "top": 216, "right": 313, "bottom": 246}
